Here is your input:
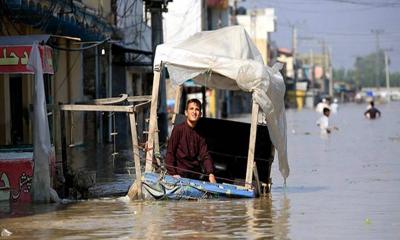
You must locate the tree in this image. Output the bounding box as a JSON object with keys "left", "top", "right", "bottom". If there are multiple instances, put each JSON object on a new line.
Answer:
{"left": 333, "top": 51, "right": 400, "bottom": 88}
{"left": 355, "top": 51, "right": 382, "bottom": 87}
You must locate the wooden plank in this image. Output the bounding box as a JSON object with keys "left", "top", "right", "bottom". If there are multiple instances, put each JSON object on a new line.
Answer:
{"left": 153, "top": 120, "right": 161, "bottom": 167}
{"left": 145, "top": 68, "right": 161, "bottom": 172}
{"left": 171, "top": 85, "right": 183, "bottom": 125}
{"left": 127, "top": 95, "right": 152, "bottom": 102}
{"left": 94, "top": 94, "right": 128, "bottom": 105}
{"left": 129, "top": 112, "right": 142, "bottom": 199}
{"left": 253, "top": 161, "right": 261, "bottom": 196}
{"left": 60, "top": 104, "right": 134, "bottom": 113}
{"left": 134, "top": 100, "right": 151, "bottom": 112}
{"left": 245, "top": 101, "right": 259, "bottom": 189}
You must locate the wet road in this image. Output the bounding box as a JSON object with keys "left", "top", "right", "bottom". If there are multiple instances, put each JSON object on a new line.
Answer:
{"left": 1, "top": 101, "right": 399, "bottom": 239}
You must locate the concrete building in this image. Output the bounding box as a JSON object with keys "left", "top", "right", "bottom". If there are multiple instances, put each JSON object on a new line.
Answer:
{"left": 0, "top": 0, "right": 157, "bottom": 201}
{"left": 236, "top": 8, "right": 276, "bottom": 65}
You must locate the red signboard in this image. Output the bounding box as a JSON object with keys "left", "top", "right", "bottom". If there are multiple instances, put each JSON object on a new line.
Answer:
{"left": 0, "top": 158, "right": 34, "bottom": 203}
{"left": 0, "top": 149, "right": 56, "bottom": 204}
{"left": 0, "top": 45, "right": 54, "bottom": 74}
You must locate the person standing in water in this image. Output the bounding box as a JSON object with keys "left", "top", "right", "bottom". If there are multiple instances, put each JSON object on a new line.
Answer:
{"left": 316, "top": 98, "right": 330, "bottom": 113}
{"left": 317, "top": 107, "right": 338, "bottom": 134}
{"left": 330, "top": 98, "right": 339, "bottom": 114}
{"left": 364, "top": 101, "right": 381, "bottom": 119}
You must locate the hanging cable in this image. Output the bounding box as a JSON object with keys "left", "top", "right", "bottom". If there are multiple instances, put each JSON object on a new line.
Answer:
{"left": 47, "top": 37, "right": 111, "bottom": 51}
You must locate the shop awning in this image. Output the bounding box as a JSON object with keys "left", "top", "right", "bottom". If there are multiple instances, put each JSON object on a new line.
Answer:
{"left": 112, "top": 42, "right": 153, "bottom": 67}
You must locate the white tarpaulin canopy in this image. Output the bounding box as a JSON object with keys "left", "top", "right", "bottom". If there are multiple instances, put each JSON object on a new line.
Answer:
{"left": 154, "top": 25, "right": 289, "bottom": 180}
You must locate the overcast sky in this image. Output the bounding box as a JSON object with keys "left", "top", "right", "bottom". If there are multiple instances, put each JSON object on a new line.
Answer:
{"left": 238, "top": 0, "right": 400, "bottom": 72}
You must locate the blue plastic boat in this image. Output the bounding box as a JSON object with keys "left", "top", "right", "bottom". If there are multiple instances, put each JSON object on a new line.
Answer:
{"left": 142, "top": 172, "right": 255, "bottom": 200}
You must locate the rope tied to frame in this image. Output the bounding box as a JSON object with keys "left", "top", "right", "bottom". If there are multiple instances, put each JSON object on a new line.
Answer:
{"left": 204, "top": 65, "right": 213, "bottom": 90}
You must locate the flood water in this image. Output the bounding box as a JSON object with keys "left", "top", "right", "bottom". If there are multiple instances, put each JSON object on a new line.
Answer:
{"left": 1, "top": 101, "right": 400, "bottom": 239}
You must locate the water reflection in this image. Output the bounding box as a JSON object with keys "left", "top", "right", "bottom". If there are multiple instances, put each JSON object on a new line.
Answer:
{"left": 122, "top": 195, "right": 290, "bottom": 239}
{"left": 0, "top": 195, "right": 291, "bottom": 239}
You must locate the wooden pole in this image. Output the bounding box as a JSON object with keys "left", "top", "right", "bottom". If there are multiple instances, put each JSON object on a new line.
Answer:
{"left": 60, "top": 104, "right": 134, "bottom": 113}
{"left": 129, "top": 112, "right": 142, "bottom": 198}
{"left": 154, "top": 120, "right": 161, "bottom": 167}
{"left": 60, "top": 108, "right": 69, "bottom": 197}
{"left": 171, "top": 85, "right": 183, "bottom": 125}
{"left": 253, "top": 161, "right": 261, "bottom": 196}
{"left": 145, "top": 67, "right": 161, "bottom": 172}
{"left": 245, "top": 101, "right": 259, "bottom": 189}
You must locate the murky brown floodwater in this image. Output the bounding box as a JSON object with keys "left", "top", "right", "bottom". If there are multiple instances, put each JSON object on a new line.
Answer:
{"left": 1, "top": 101, "right": 400, "bottom": 239}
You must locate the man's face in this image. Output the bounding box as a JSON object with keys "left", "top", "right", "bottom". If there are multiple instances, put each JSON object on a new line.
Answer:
{"left": 185, "top": 102, "right": 201, "bottom": 123}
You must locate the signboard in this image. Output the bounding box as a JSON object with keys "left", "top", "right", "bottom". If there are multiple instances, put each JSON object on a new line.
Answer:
{"left": 0, "top": 149, "right": 55, "bottom": 204}
{"left": 0, "top": 45, "right": 54, "bottom": 74}
{"left": 0, "top": 157, "right": 34, "bottom": 203}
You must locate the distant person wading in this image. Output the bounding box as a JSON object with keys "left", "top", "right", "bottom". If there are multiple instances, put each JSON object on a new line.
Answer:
{"left": 364, "top": 101, "right": 381, "bottom": 119}
{"left": 316, "top": 107, "right": 338, "bottom": 135}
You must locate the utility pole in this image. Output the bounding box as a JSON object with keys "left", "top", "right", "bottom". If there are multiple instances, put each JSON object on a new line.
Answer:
{"left": 328, "top": 46, "right": 333, "bottom": 97}
{"left": 95, "top": 45, "right": 102, "bottom": 144}
{"left": 383, "top": 48, "right": 392, "bottom": 101}
{"left": 292, "top": 25, "right": 297, "bottom": 81}
{"left": 309, "top": 49, "right": 314, "bottom": 88}
{"left": 292, "top": 25, "right": 297, "bottom": 59}
{"left": 371, "top": 29, "right": 384, "bottom": 89}
{"left": 144, "top": 0, "right": 171, "bottom": 143}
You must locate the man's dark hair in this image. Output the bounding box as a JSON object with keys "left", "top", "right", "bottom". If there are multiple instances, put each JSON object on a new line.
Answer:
{"left": 323, "top": 107, "right": 330, "bottom": 115}
{"left": 370, "top": 101, "right": 374, "bottom": 107}
{"left": 186, "top": 98, "right": 202, "bottom": 110}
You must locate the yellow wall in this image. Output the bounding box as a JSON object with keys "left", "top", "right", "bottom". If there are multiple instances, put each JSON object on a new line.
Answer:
{"left": 69, "top": 48, "right": 84, "bottom": 145}
{"left": 52, "top": 39, "right": 84, "bottom": 147}
{"left": 255, "top": 38, "right": 268, "bottom": 65}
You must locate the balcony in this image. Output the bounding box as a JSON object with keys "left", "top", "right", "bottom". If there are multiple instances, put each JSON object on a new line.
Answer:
{"left": 3, "top": 0, "right": 116, "bottom": 41}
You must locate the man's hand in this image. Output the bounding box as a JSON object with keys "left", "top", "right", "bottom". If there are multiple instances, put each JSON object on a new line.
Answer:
{"left": 209, "top": 174, "right": 216, "bottom": 183}
{"left": 172, "top": 175, "right": 181, "bottom": 178}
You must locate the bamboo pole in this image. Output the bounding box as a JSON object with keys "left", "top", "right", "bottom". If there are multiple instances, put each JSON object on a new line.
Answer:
{"left": 145, "top": 66, "right": 162, "bottom": 172}
{"left": 129, "top": 112, "right": 142, "bottom": 199}
{"left": 245, "top": 101, "right": 259, "bottom": 189}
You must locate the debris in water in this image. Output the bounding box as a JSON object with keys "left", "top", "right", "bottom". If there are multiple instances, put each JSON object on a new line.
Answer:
{"left": 1, "top": 228, "right": 12, "bottom": 237}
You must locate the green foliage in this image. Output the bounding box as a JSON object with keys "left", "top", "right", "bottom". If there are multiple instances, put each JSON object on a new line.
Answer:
{"left": 354, "top": 51, "right": 385, "bottom": 87}
{"left": 333, "top": 50, "right": 400, "bottom": 87}
{"left": 390, "top": 72, "right": 400, "bottom": 87}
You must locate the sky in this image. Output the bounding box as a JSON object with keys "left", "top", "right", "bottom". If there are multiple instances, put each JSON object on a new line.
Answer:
{"left": 238, "top": 0, "right": 400, "bottom": 72}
